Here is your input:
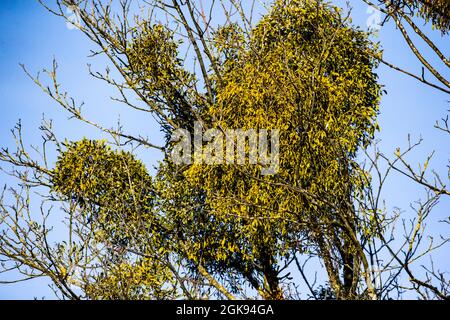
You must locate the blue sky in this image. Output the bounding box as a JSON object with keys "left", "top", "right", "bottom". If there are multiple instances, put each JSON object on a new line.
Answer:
{"left": 0, "top": 0, "right": 448, "bottom": 299}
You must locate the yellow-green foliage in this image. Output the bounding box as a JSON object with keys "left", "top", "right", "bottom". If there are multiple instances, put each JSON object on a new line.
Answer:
{"left": 51, "top": 0, "right": 382, "bottom": 298}
{"left": 126, "top": 22, "right": 197, "bottom": 131}
{"left": 52, "top": 139, "right": 176, "bottom": 299}
{"left": 170, "top": 0, "right": 381, "bottom": 277}
{"left": 127, "top": 23, "right": 192, "bottom": 95}
{"left": 406, "top": 0, "right": 450, "bottom": 33}
{"left": 52, "top": 139, "right": 157, "bottom": 244}
{"left": 156, "top": 163, "right": 263, "bottom": 277}
{"left": 85, "top": 258, "right": 176, "bottom": 300}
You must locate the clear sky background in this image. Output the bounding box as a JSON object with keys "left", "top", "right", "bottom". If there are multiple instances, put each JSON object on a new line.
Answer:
{"left": 0, "top": 0, "right": 448, "bottom": 299}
